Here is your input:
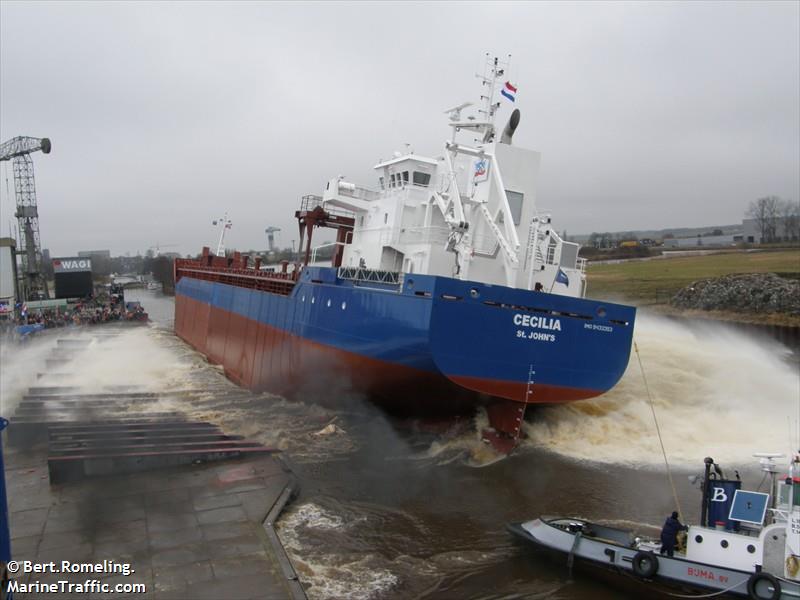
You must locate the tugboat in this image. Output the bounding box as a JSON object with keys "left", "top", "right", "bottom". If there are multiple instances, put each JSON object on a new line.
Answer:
{"left": 508, "top": 454, "right": 800, "bottom": 599}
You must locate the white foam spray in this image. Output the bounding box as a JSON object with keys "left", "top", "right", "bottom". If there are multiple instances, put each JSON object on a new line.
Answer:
{"left": 522, "top": 314, "right": 800, "bottom": 467}
{"left": 41, "top": 327, "right": 199, "bottom": 393}
{"left": 417, "top": 408, "right": 507, "bottom": 467}
{"left": 277, "top": 502, "right": 398, "bottom": 600}
{"left": 0, "top": 333, "right": 58, "bottom": 415}
{"left": 0, "top": 326, "right": 205, "bottom": 419}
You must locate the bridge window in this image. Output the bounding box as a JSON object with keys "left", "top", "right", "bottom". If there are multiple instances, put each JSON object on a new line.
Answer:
{"left": 390, "top": 174, "right": 396, "bottom": 188}
{"left": 379, "top": 176, "right": 385, "bottom": 190}
{"left": 506, "top": 190, "right": 524, "bottom": 225}
{"left": 402, "top": 171, "right": 409, "bottom": 185}
{"left": 413, "top": 172, "right": 431, "bottom": 186}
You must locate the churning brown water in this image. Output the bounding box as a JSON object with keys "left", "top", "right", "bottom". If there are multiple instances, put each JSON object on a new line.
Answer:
{"left": 6, "top": 289, "right": 795, "bottom": 600}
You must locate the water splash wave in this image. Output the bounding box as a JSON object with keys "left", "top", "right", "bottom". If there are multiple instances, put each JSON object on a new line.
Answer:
{"left": 522, "top": 314, "right": 799, "bottom": 466}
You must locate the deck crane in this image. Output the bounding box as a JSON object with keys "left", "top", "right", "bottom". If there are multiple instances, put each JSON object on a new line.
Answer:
{"left": 0, "top": 136, "right": 52, "bottom": 300}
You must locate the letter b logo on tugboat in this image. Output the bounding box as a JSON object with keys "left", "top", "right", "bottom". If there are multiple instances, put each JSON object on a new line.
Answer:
{"left": 710, "top": 487, "right": 728, "bottom": 502}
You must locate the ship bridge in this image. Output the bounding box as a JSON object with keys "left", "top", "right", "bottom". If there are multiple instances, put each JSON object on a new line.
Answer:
{"left": 373, "top": 154, "right": 437, "bottom": 191}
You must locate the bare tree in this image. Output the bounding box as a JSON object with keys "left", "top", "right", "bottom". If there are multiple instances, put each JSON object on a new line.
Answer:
{"left": 747, "top": 196, "right": 781, "bottom": 243}
{"left": 780, "top": 198, "right": 800, "bottom": 241}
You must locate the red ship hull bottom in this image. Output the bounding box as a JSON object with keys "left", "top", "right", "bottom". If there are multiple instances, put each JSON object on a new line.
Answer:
{"left": 175, "top": 294, "right": 598, "bottom": 452}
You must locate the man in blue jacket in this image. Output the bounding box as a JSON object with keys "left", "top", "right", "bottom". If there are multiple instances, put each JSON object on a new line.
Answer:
{"left": 660, "top": 511, "right": 688, "bottom": 557}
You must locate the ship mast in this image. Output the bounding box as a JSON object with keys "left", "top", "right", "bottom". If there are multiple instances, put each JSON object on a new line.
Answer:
{"left": 476, "top": 54, "right": 511, "bottom": 143}
{"left": 444, "top": 55, "right": 511, "bottom": 144}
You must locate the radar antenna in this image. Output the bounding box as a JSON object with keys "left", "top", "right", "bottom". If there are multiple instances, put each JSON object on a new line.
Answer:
{"left": 444, "top": 102, "right": 474, "bottom": 121}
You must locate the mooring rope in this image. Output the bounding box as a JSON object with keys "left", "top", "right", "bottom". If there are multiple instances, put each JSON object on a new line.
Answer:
{"left": 634, "top": 340, "right": 683, "bottom": 518}
{"left": 566, "top": 530, "right": 582, "bottom": 579}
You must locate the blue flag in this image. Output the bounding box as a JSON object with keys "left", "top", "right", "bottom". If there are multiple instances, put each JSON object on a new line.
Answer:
{"left": 556, "top": 268, "right": 570, "bottom": 286}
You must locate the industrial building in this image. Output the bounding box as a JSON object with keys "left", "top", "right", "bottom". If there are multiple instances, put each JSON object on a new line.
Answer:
{"left": 0, "top": 238, "right": 19, "bottom": 317}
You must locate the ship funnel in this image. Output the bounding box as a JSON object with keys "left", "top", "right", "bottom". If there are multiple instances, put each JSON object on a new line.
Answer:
{"left": 500, "top": 109, "right": 520, "bottom": 144}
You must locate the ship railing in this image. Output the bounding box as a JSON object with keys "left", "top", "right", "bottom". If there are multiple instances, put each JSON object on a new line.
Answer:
{"left": 339, "top": 184, "right": 381, "bottom": 202}
{"left": 310, "top": 239, "right": 351, "bottom": 264}
{"left": 337, "top": 266, "right": 400, "bottom": 286}
{"left": 384, "top": 180, "right": 433, "bottom": 192}
{"left": 176, "top": 263, "right": 298, "bottom": 281}
{"left": 299, "top": 194, "right": 323, "bottom": 211}
{"left": 336, "top": 181, "right": 381, "bottom": 202}
{"left": 527, "top": 217, "right": 582, "bottom": 270}
{"left": 175, "top": 263, "right": 298, "bottom": 296}
{"left": 299, "top": 194, "right": 356, "bottom": 219}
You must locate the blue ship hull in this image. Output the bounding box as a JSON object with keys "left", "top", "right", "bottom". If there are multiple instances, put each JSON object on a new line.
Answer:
{"left": 174, "top": 266, "right": 636, "bottom": 431}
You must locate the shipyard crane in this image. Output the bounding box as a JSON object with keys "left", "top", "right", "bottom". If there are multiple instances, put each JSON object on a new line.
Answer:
{"left": 0, "top": 136, "right": 52, "bottom": 300}
{"left": 264, "top": 227, "right": 280, "bottom": 252}
{"left": 148, "top": 243, "right": 178, "bottom": 256}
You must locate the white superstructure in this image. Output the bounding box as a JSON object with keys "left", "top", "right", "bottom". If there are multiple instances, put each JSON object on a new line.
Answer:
{"left": 321, "top": 57, "right": 586, "bottom": 298}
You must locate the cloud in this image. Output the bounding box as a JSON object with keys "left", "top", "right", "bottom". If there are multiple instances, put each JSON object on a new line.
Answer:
{"left": 1, "top": 1, "right": 797, "bottom": 255}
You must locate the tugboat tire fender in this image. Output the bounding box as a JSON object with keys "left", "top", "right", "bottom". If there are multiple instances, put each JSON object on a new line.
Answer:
{"left": 631, "top": 551, "right": 658, "bottom": 578}
{"left": 747, "top": 572, "right": 781, "bottom": 600}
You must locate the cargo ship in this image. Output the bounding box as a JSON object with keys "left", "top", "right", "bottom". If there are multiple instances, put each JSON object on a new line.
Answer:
{"left": 174, "top": 57, "right": 636, "bottom": 451}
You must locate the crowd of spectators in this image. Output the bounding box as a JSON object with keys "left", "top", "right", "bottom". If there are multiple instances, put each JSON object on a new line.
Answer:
{"left": 0, "top": 293, "right": 147, "bottom": 338}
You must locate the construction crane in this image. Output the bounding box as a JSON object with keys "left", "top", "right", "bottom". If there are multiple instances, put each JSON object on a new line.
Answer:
{"left": 264, "top": 227, "right": 281, "bottom": 252}
{"left": 147, "top": 243, "right": 178, "bottom": 256}
{"left": 0, "top": 136, "right": 52, "bottom": 300}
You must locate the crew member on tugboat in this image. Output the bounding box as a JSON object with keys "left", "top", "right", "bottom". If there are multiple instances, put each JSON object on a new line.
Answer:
{"left": 660, "top": 511, "right": 688, "bottom": 557}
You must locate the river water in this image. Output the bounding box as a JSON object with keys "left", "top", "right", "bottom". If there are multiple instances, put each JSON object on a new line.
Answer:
{"left": 38, "top": 290, "right": 800, "bottom": 599}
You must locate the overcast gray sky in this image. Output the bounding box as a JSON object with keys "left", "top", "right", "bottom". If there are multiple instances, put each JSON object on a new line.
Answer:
{"left": 1, "top": 1, "right": 798, "bottom": 257}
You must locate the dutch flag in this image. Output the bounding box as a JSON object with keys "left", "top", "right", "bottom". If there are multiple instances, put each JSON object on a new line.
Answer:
{"left": 501, "top": 81, "right": 517, "bottom": 102}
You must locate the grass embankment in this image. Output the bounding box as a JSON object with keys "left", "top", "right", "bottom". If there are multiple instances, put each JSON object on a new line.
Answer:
{"left": 586, "top": 249, "right": 800, "bottom": 326}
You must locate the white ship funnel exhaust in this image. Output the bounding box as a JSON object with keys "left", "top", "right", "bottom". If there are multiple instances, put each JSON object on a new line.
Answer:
{"left": 500, "top": 109, "right": 521, "bottom": 144}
